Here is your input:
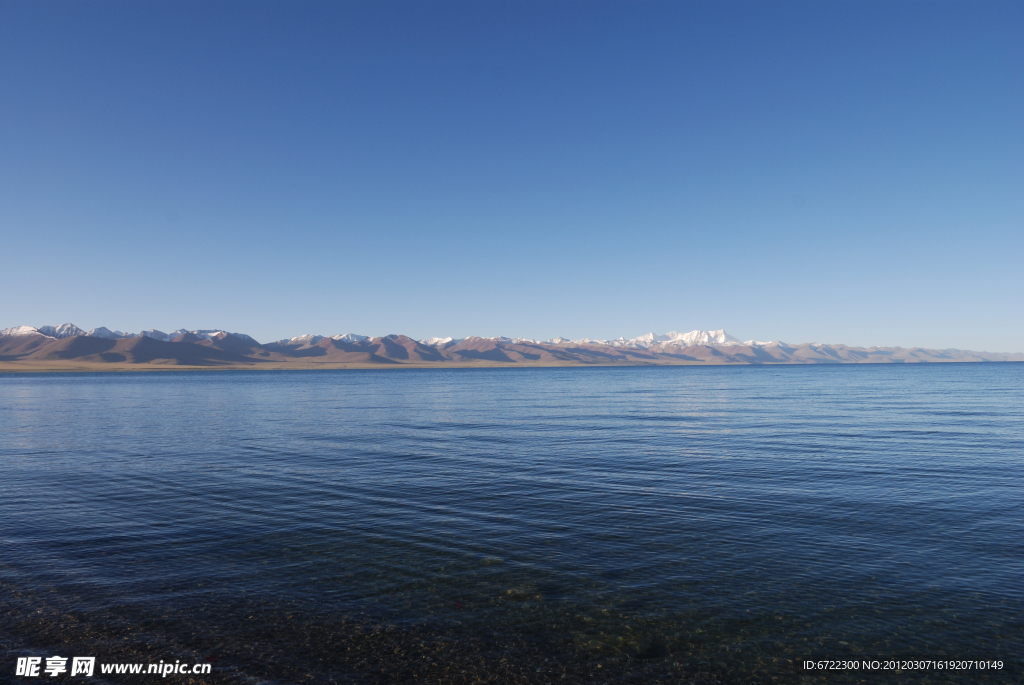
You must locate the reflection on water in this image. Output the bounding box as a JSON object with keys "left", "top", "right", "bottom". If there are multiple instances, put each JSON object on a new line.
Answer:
{"left": 1, "top": 365, "right": 1021, "bottom": 683}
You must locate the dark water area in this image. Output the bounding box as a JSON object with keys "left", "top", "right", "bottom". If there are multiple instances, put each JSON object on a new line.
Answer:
{"left": 1, "top": 365, "right": 1021, "bottom": 684}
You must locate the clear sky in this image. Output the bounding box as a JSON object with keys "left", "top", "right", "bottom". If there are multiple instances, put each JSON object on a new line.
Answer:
{"left": 1, "top": 1, "right": 1021, "bottom": 350}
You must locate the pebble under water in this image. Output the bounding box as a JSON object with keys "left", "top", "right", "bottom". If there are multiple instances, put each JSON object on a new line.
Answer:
{"left": 1, "top": 364, "right": 1021, "bottom": 683}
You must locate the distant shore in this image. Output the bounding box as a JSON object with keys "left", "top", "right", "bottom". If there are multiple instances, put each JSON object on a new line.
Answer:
{"left": 0, "top": 360, "right": 752, "bottom": 373}
{"left": 3, "top": 328, "right": 1021, "bottom": 371}
{"left": 2, "top": 359, "right": 1020, "bottom": 373}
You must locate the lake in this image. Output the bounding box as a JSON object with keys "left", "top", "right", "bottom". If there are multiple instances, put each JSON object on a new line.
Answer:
{"left": 1, "top": 365, "right": 1021, "bottom": 683}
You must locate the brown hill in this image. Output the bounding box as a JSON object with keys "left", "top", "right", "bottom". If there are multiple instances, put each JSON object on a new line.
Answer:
{"left": 0, "top": 333, "right": 266, "bottom": 367}
{"left": 0, "top": 333, "right": 60, "bottom": 360}
{"left": 196, "top": 332, "right": 278, "bottom": 357}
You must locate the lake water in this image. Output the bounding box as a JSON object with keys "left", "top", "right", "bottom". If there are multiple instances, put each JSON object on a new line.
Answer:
{"left": 1, "top": 365, "right": 1021, "bottom": 683}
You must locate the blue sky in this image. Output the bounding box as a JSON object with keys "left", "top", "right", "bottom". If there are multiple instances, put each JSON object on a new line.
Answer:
{"left": 1, "top": 1, "right": 1021, "bottom": 350}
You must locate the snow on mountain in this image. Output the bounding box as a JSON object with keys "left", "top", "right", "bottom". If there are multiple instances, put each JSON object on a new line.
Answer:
{"left": 600, "top": 330, "right": 742, "bottom": 348}
{"left": 1, "top": 324, "right": 257, "bottom": 344}
{"left": 0, "top": 325, "right": 43, "bottom": 338}
{"left": 625, "top": 332, "right": 658, "bottom": 346}
{"left": 393, "top": 330, "right": 756, "bottom": 348}
{"left": 168, "top": 329, "right": 228, "bottom": 340}
{"left": 537, "top": 329, "right": 750, "bottom": 348}
{"left": 281, "top": 334, "right": 324, "bottom": 346}
{"left": 1, "top": 323, "right": 89, "bottom": 339}
{"left": 86, "top": 327, "right": 128, "bottom": 339}
{"left": 420, "top": 336, "right": 539, "bottom": 346}
{"left": 39, "top": 323, "right": 87, "bottom": 338}
{"left": 331, "top": 333, "right": 370, "bottom": 343}
{"left": 138, "top": 328, "right": 253, "bottom": 343}
{"left": 274, "top": 332, "right": 371, "bottom": 345}
{"left": 659, "top": 329, "right": 743, "bottom": 346}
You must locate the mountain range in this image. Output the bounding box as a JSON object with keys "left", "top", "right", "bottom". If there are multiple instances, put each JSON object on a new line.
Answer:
{"left": 1, "top": 324, "right": 1020, "bottom": 370}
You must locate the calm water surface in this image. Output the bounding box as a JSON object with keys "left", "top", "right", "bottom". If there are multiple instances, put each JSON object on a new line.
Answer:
{"left": 1, "top": 365, "right": 1021, "bottom": 683}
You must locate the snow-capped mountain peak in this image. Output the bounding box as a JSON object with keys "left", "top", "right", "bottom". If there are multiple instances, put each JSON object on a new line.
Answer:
{"left": 284, "top": 334, "right": 324, "bottom": 346}
{"left": 0, "top": 325, "right": 45, "bottom": 338}
{"left": 331, "top": 333, "right": 370, "bottom": 343}
{"left": 86, "top": 327, "right": 127, "bottom": 339}
{"left": 661, "top": 329, "right": 742, "bottom": 346}
{"left": 1, "top": 323, "right": 95, "bottom": 339}
{"left": 38, "top": 323, "right": 86, "bottom": 339}
{"left": 572, "top": 329, "right": 745, "bottom": 348}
